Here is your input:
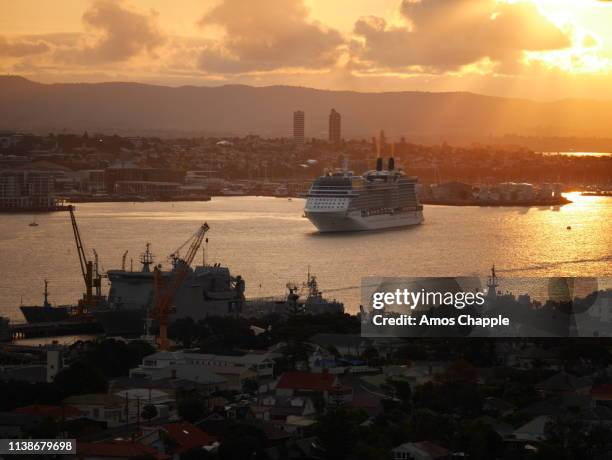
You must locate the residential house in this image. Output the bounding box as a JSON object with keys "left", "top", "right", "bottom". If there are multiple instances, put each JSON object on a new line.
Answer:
{"left": 309, "top": 333, "right": 370, "bottom": 357}
{"left": 138, "top": 422, "right": 218, "bottom": 458}
{"left": 113, "top": 388, "right": 175, "bottom": 422}
{"left": 535, "top": 371, "right": 591, "bottom": 396}
{"left": 264, "top": 436, "right": 324, "bottom": 460}
{"left": 73, "top": 441, "right": 169, "bottom": 460}
{"left": 512, "top": 416, "right": 550, "bottom": 443}
{"left": 0, "top": 412, "right": 42, "bottom": 438}
{"left": 591, "top": 384, "right": 612, "bottom": 406}
{"left": 63, "top": 394, "right": 126, "bottom": 428}
{"left": 516, "top": 347, "right": 562, "bottom": 370}
{"left": 275, "top": 372, "right": 337, "bottom": 402}
{"left": 392, "top": 441, "right": 451, "bottom": 460}
{"left": 13, "top": 405, "right": 83, "bottom": 420}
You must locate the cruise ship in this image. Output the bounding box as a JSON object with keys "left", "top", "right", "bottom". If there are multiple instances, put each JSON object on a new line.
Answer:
{"left": 304, "top": 157, "right": 423, "bottom": 232}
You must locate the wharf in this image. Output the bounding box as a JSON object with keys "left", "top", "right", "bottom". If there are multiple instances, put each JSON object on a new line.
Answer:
{"left": 9, "top": 319, "right": 103, "bottom": 340}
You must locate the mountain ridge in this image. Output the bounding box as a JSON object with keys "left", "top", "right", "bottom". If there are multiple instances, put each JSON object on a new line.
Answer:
{"left": 1, "top": 76, "right": 611, "bottom": 138}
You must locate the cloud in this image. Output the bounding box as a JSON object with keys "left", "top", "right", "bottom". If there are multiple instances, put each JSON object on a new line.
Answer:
{"left": 351, "top": 0, "right": 572, "bottom": 73}
{"left": 58, "top": 0, "right": 165, "bottom": 64}
{"left": 197, "top": 0, "right": 344, "bottom": 73}
{"left": 0, "top": 37, "right": 50, "bottom": 57}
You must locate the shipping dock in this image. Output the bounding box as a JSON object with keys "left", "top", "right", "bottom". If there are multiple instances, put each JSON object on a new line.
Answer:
{"left": 9, "top": 319, "right": 103, "bottom": 340}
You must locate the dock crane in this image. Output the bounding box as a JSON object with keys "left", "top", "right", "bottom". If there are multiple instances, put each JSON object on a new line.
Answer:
{"left": 69, "top": 205, "right": 104, "bottom": 315}
{"left": 121, "top": 250, "right": 129, "bottom": 271}
{"left": 152, "top": 223, "right": 210, "bottom": 350}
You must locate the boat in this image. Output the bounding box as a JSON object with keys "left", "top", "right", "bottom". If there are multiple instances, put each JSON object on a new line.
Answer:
{"left": 20, "top": 280, "right": 73, "bottom": 323}
{"left": 28, "top": 221, "right": 39, "bottom": 227}
{"left": 243, "top": 271, "right": 344, "bottom": 318}
{"left": 301, "top": 272, "right": 344, "bottom": 315}
{"left": 274, "top": 185, "right": 289, "bottom": 197}
{"left": 304, "top": 157, "right": 423, "bottom": 232}
{"left": 221, "top": 184, "right": 248, "bottom": 196}
{"left": 20, "top": 206, "right": 108, "bottom": 324}
{"left": 92, "top": 244, "right": 246, "bottom": 336}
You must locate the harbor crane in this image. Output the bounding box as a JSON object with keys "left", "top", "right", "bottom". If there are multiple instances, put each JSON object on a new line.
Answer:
{"left": 69, "top": 205, "right": 104, "bottom": 315}
{"left": 152, "top": 223, "right": 210, "bottom": 350}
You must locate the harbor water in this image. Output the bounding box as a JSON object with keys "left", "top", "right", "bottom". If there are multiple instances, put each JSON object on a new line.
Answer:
{"left": 0, "top": 193, "right": 610, "bottom": 319}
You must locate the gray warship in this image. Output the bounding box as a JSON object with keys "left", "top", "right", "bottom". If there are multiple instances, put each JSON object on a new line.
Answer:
{"left": 93, "top": 244, "right": 245, "bottom": 336}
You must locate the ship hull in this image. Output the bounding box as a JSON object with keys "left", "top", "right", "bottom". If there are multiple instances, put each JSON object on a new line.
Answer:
{"left": 20, "top": 306, "right": 72, "bottom": 323}
{"left": 92, "top": 309, "right": 146, "bottom": 337}
{"left": 305, "top": 209, "right": 423, "bottom": 232}
{"left": 93, "top": 298, "right": 242, "bottom": 336}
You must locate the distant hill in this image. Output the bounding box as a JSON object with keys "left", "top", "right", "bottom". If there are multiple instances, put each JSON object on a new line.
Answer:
{"left": 1, "top": 76, "right": 612, "bottom": 139}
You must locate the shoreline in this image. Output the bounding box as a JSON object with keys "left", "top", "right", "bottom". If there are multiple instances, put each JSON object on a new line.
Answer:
{"left": 420, "top": 197, "right": 572, "bottom": 207}
{"left": 9, "top": 190, "right": 612, "bottom": 213}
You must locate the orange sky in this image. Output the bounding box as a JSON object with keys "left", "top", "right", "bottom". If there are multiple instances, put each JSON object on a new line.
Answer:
{"left": 1, "top": 0, "right": 612, "bottom": 100}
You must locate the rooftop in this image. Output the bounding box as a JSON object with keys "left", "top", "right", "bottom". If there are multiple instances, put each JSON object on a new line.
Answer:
{"left": 77, "top": 441, "right": 168, "bottom": 460}
{"left": 64, "top": 394, "right": 125, "bottom": 407}
{"left": 276, "top": 372, "right": 336, "bottom": 392}
{"left": 162, "top": 422, "right": 217, "bottom": 453}
{"left": 13, "top": 405, "right": 83, "bottom": 419}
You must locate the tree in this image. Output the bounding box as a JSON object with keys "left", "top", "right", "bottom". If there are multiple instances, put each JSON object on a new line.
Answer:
{"left": 455, "top": 419, "right": 503, "bottom": 460}
{"left": 0, "top": 381, "right": 63, "bottom": 411}
{"left": 218, "top": 424, "right": 266, "bottom": 460}
{"left": 544, "top": 414, "right": 612, "bottom": 459}
{"left": 279, "top": 340, "right": 313, "bottom": 371}
{"left": 180, "top": 449, "right": 214, "bottom": 460}
{"left": 28, "top": 416, "right": 60, "bottom": 438}
{"left": 361, "top": 345, "right": 380, "bottom": 366}
{"left": 141, "top": 404, "right": 158, "bottom": 424}
{"left": 315, "top": 407, "right": 368, "bottom": 460}
{"left": 53, "top": 360, "right": 107, "bottom": 396}
{"left": 407, "top": 409, "right": 455, "bottom": 445}
{"left": 81, "top": 339, "right": 155, "bottom": 378}
{"left": 177, "top": 397, "right": 206, "bottom": 423}
{"left": 169, "top": 318, "right": 200, "bottom": 347}
{"left": 242, "top": 378, "right": 259, "bottom": 394}
{"left": 386, "top": 378, "right": 412, "bottom": 407}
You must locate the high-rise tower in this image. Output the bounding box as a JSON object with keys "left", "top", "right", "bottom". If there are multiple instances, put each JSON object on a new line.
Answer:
{"left": 293, "top": 110, "right": 305, "bottom": 146}
{"left": 328, "top": 108, "right": 341, "bottom": 143}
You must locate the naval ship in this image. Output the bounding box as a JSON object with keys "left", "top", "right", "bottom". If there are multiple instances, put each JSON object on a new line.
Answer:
{"left": 304, "top": 157, "right": 423, "bottom": 232}
{"left": 92, "top": 244, "right": 246, "bottom": 336}
{"left": 243, "top": 271, "right": 344, "bottom": 318}
{"left": 20, "top": 280, "right": 73, "bottom": 323}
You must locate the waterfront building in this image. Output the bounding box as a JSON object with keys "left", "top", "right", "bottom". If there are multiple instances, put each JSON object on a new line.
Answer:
{"left": 0, "top": 169, "right": 58, "bottom": 210}
{"left": 104, "top": 164, "right": 184, "bottom": 194}
{"left": 130, "top": 351, "right": 275, "bottom": 382}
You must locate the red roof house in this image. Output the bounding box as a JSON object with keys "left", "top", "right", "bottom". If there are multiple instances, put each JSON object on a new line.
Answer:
{"left": 276, "top": 372, "right": 337, "bottom": 392}
{"left": 76, "top": 441, "right": 169, "bottom": 460}
{"left": 392, "top": 441, "right": 451, "bottom": 460}
{"left": 161, "top": 422, "right": 217, "bottom": 453}
{"left": 591, "top": 384, "right": 612, "bottom": 401}
{"left": 275, "top": 371, "right": 339, "bottom": 400}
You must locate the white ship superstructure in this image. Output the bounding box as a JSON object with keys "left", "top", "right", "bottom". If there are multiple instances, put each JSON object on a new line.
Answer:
{"left": 304, "top": 158, "right": 423, "bottom": 232}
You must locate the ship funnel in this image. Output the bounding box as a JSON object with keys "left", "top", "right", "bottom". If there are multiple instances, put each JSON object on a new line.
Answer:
{"left": 388, "top": 157, "right": 395, "bottom": 171}
{"left": 376, "top": 157, "right": 383, "bottom": 171}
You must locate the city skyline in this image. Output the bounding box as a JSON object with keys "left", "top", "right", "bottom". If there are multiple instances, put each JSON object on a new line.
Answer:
{"left": 1, "top": 0, "right": 612, "bottom": 100}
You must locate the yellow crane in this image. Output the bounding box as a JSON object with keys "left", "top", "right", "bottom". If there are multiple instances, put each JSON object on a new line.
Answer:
{"left": 69, "top": 205, "right": 104, "bottom": 316}
{"left": 153, "top": 223, "right": 210, "bottom": 350}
